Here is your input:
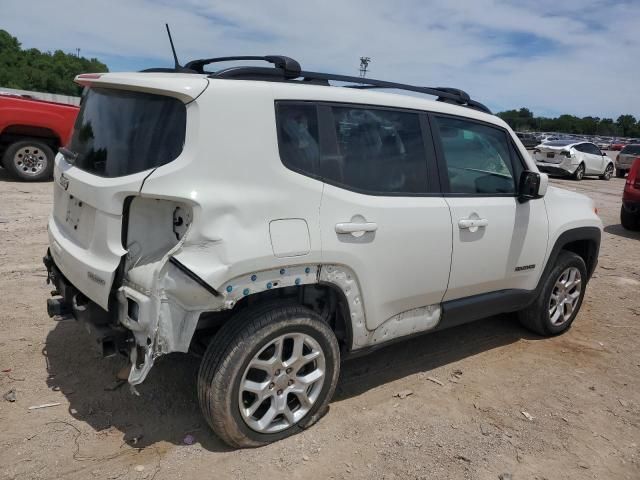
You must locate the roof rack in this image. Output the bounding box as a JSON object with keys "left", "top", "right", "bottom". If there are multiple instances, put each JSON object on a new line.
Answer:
{"left": 143, "top": 55, "right": 491, "bottom": 114}
{"left": 185, "top": 55, "right": 301, "bottom": 77}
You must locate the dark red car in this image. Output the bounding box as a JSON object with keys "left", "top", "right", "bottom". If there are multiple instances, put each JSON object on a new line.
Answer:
{"left": 621, "top": 157, "right": 640, "bottom": 230}
{"left": 0, "top": 94, "right": 79, "bottom": 181}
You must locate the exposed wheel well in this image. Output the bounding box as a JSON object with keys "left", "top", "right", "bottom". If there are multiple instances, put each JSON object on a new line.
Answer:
{"left": 192, "top": 283, "right": 351, "bottom": 355}
{"left": 0, "top": 126, "right": 61, "bottom": 159}
{"left": 561, "top": 239, "right": 598, "bottom": 278}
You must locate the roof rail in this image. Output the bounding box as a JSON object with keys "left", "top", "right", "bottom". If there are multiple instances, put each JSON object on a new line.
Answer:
{"left": 142, "top": 53, "right": 491, "bottom": 114}
{"left": 184, "top": 55, "right": 301, "bottom": 77}
{"left": 299, "top": 71, "right": 491, "bottom": 114}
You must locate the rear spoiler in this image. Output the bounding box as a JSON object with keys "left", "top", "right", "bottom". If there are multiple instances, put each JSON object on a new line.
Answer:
{"left": 74, "top": 73, "right": 209, "bottom": 103}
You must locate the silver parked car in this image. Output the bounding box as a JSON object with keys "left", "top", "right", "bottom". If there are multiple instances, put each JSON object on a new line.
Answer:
{"left": 616, "top": 144, "right": 640, "bottom": 177}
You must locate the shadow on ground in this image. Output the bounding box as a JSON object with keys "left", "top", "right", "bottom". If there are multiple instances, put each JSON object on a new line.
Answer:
{"left": 0, "top": 166, "right": 53, "bottom": 183}
{"left": 604, "top": 223, "right": 640, "bottom": 240}
{"left": 44, "top": 313, "right": 537, "bottom": 451}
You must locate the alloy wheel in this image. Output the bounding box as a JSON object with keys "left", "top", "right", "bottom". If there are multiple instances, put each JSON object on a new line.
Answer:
{"left": 238, "top": 333, "right": 326, "bottom": 433}
{"left": 548, "top": 267, "right": 582, "bottom": 326}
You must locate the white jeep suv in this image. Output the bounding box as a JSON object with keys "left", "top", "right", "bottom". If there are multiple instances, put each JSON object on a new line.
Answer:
{"left": 44, "top": 56, "right": 602, "bottom": 447}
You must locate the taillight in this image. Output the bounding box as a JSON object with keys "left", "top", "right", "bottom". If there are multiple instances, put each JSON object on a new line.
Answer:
{"left": 533, "top": 148, "right": 540, "bottom": 154}
{"left": 616, "top": 154, "right": 620, "bottom": 161}
{"left": 627, "top": 158, "right": 640, "bottom": 188}
{"left": 560, "top": 150, "right": 572, "bottom": 158}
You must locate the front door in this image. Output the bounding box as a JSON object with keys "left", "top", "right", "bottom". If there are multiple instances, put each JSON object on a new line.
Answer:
{"left": 430, "top": 114, "right": 548, "bottom": 301}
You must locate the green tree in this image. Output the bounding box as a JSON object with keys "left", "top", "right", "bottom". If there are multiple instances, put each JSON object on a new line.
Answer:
{"left": 0, "top": 29, "right": 108, "bottom": 96}
{"left": 496, "top": 107, "right": 640, "bottom": 137}
{"left": 616, "top": 115, "right": 637, "bottom": 137}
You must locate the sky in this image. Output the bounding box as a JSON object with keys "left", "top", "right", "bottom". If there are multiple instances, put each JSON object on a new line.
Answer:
{"left": 2, "top": 0, "right": 639, "bottom": 118}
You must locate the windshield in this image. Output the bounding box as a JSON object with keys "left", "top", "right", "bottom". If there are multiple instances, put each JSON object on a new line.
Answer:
{"left": 68, "top": 88, "right": 186, "bottom": 177}
{"left": 621, "top": 145, "right": 640, "bottom": 155}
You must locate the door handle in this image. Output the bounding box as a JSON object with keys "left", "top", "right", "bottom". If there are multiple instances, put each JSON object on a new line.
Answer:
{"left": 335, "top": 222, "right": 378, "bottom": 235}
{"left": 458, "top": 218, "right": 488, "bottom": 231}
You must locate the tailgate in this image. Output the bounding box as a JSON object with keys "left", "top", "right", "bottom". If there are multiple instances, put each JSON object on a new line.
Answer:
{"left": 48, "top": 165, "right": 147, "bottom": 309}
{"left": 533, "top": 146, "right": 567, "bottom": 164}
{"left": 47, "top": 80, "right": 203, "bottom": 310}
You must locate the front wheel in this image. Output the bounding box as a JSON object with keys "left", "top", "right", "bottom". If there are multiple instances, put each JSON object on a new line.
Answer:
{"left": 198, "top": 303, "right": 340, "bottom": 448}
{"left": 600, "top": 163, "right": 613, "bottom": 180}
{"left": 2, "top": 139, "right": 55, "bottom": 181}
{"left": 518, "top": 251, "right": 587, "bottom": 336}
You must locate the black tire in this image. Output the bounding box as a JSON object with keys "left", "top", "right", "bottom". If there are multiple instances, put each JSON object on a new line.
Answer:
{"left": 616, "top": 169, "right": 626, "bottom": 178}
{"left": 573, "top": 163, "right": 585, "bottom": 181}
{"left": 2, "top": 139, "right": 55, "bottom": 181}
{"left": 518, "top": 251, "right": 588, "bottom": 336}
{"left": 621, "top": 205, "right": 640, "bottom": 231}
{"left": 198, "top": 302, "right": 340, "bottom": 448}
{"left": 600, "top": 163, "right": 613, "bottom": 180}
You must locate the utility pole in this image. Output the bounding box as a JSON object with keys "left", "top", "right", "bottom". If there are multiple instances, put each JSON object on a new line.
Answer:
{"left": 359, "top": 57, "right": 371, "bottom": 78}
{"left": 76, "top": 48, "right": 80, "bottom": 58}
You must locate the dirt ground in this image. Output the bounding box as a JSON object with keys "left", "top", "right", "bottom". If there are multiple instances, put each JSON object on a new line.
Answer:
{"left": 1, "top": 157, "right": 639, "bottom": 480}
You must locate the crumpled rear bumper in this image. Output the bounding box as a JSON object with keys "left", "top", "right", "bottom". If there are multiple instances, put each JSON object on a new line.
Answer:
{"left": 43, "top": 250, "right": 131, "bottom": 358}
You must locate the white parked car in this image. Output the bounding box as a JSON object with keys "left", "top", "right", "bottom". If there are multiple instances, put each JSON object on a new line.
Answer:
{"left": 533, "top": 140, "right": 614, "bottom": 180}
{"left": 43, "top": 56, "right": 602, "bottom": 447}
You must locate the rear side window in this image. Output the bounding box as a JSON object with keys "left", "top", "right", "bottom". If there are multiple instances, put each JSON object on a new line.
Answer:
{"left": 434, "top": 116, "right": 516, "bottom": 195}
{"left": 584, "top": 143, "right": 602, "bottom": 155}
{"left": 69, "top": 88, "right": 186, "bottom": 177}
{"left": 325, "top": 106, "right": 428, "bottom": 194}
{"left": 275, "top": 103, "right": 320, "bottom": 177}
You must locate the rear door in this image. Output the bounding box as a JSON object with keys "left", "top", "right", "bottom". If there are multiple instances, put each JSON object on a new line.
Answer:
{"left": 49, "top": 85, "right": 200, "bottom": 309}
{"left": 317, "top": 104, "right": 452, "bottom": 332}
{"left": 430, "top": 114, "right": 548, "bottom": 301}
{"left": 581, "top": 143, "right": 605, "bottom": 173}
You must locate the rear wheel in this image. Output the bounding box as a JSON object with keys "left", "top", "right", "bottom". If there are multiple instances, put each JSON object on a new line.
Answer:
{"left": 616, "top": 169, "right": 626, "bottom": 178}
{"left": 198, "top": 303, "right": 340, "bottom": 448}
{"left": 518, "top": 251, "right": 587, "bottom": 336}
{"left": 621, "top": 205, "right": 640, "bottom": 231}
{"left": 600, "top": 163, "right": 613, "bottom": 180}
{"left": 2, "top": 139, "right": 54, "bottom": 181}
{"left": 573, "top": 163, "right": 585, "bottom": 181}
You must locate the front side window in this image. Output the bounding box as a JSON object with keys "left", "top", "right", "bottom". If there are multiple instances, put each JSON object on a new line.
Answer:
{"left": 324, "top": 106, "right": 428, "bottom": 194}
{"left": 69, "top": 88, "right": 186, "bottom": 177}
{"left": 434, "top": 116, "right": 516, "bottom": 194}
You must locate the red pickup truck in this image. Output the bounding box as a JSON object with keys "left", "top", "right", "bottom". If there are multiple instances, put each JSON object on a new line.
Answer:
{"left": 0, "top": 93, "right": 79, "bottom": 181}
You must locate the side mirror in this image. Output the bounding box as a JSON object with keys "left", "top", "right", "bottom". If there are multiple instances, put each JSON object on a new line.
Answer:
{"left": 518, "top": 171, "right": 546, "bottom": 202}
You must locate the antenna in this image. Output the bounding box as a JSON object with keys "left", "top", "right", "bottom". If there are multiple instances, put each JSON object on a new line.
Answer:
{"left": 165, "top": 23, "right": 182, "bottom": 71}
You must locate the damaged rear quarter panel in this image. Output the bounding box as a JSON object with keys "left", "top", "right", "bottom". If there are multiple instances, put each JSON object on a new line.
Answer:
{"left": 122, "top": 81, "right": 325, "bottom": 383}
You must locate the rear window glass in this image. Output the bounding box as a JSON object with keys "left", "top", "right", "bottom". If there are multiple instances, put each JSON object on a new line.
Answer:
{"left": 622, "top": 145, "right": 640, "bottom": 155}
{"left": 68, "top": 88, "right": 186, "bottom": 177}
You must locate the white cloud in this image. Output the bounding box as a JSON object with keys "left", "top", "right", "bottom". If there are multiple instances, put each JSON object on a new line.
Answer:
{"left": 1, "top": 0, "right": 638, "bottom": 118}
